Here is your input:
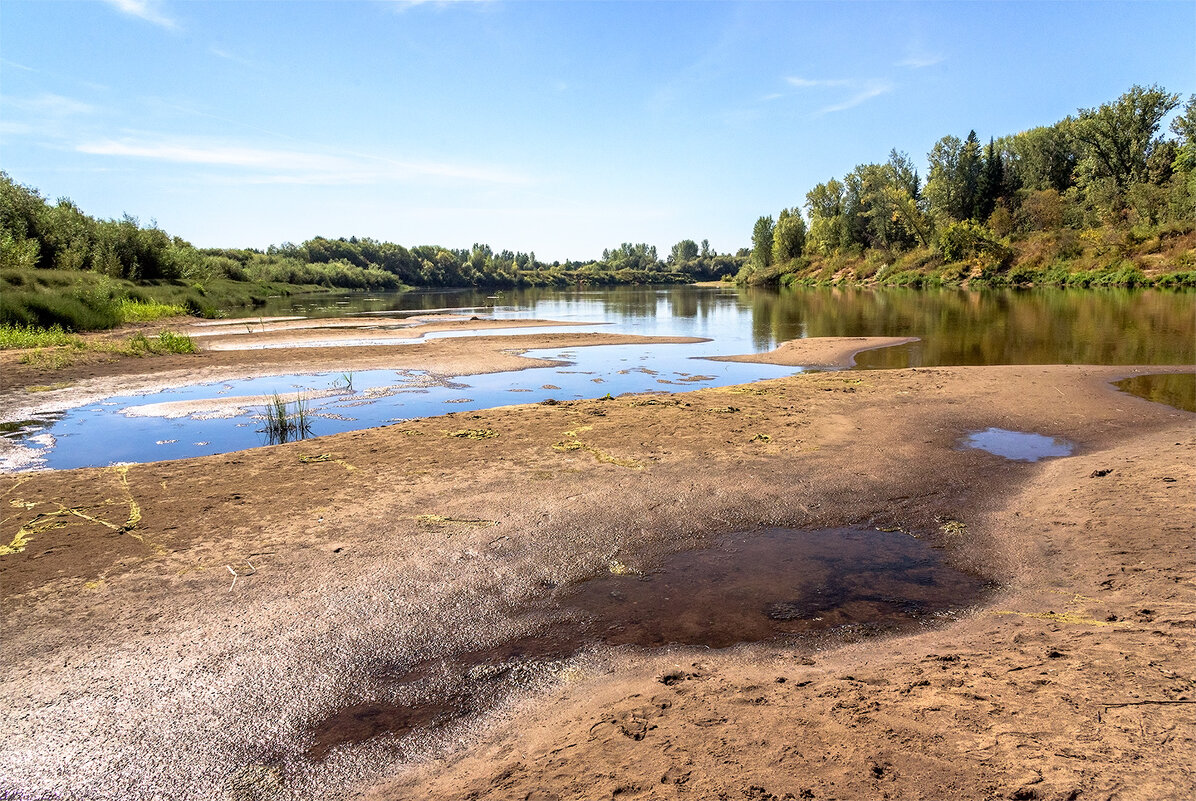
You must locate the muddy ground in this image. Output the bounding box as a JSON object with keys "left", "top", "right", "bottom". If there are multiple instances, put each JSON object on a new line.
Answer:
{"left": 0, "top": 319, "right": 1193, "bottom": 801}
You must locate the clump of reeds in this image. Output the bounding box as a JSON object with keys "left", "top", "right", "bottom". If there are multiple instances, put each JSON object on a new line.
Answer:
{"left": 262, "top": 392, "right": 312, "bottom": 444}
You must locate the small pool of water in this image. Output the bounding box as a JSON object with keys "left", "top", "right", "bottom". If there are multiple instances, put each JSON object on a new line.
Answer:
{"left": 960, "top": 428, "right": 1075, "bottom": 462}
{"left": 1114, "top": 373, "right": 1196, "bottom": 412}
{"left": 306, "top": 526, "right": 988, "bottom": 759}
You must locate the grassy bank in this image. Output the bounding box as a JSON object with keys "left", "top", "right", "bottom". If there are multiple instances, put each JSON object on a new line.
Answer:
{"left": 744, "top": 224, "right": 1196, "bottom": 289}
{"left": 0, "top": 268, "right": 343, "bottom": 331}
{"left": 0, "top": 322, "right": 198, "bottom": 369}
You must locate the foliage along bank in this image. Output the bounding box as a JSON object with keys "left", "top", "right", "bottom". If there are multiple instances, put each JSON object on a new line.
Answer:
{"left": 0, "top": 174, "right": 744, "bottom": 331}
{"left": 740, "top": 85, "right": 1196, "bottom": 289}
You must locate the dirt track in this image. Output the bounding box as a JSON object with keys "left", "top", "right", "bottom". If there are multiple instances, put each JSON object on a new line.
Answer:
{"left": 0, "top": 322, "right": 1193, "bottom": 800}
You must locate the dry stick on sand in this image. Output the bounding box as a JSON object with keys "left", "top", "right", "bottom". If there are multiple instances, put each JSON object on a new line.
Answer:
{"left": 226, "top": 560, "right": 258, "bottom": 592}
{"left": 1097, "top": 699, "right": 1196, "bottom": 722}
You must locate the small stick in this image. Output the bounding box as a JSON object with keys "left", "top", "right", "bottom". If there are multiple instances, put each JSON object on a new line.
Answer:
{"left": 1098, "top": 699, "right": 1195, "bottom": 722}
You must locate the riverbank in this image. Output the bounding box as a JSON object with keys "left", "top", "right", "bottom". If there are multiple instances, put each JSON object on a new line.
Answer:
{"left": 1, "top": 337, "right": 1192, "bottom": 799}
{"left": 740, "top": 226, "right": 1196, "bottom": 290}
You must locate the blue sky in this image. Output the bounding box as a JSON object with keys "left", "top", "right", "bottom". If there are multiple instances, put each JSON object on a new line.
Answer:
{"left": 2, "top": 1, "right": 1192, "bottom": 262}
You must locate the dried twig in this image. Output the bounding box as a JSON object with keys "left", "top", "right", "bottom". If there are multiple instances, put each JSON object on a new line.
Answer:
{"left": 226, "top": 560, "right": 258, "bottom": 592}
{"left": 1097, "top": 699, "right": 1195, "bottom": 722}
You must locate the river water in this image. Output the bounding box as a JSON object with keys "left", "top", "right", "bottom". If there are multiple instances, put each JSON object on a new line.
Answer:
{"left": 3, "top": 285, "right": 1192, "bottom": 471}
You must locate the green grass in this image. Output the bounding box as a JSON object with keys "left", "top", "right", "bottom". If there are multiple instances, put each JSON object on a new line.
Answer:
{"left": 0, "top": 323, "right": 80, "bottom": 350}
{"left": 152, "top": 330, "right": 197, "bottom": 353}
{"left": 116, "top": 299, "right": 187, "bottom": 322}
{"left": 262, "top": 393, "right": 312, "bottom": 444}
{"left": 14, "top": 329, "right": 198, "bottom": 369}
{"left": 0, "top": 268, "right": 340, "bottom": 331}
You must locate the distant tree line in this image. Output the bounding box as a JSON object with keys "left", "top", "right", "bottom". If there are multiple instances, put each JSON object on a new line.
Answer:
{"left": 0, "top": 173, "right": 743, "bottom": 291}
{"left": 742, "top": 85, "right": 1195, "bottom": 285}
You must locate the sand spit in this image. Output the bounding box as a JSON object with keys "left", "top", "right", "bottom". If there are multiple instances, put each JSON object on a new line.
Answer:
{"left": 709, "top": 336, "right": 919, "bottom": 369}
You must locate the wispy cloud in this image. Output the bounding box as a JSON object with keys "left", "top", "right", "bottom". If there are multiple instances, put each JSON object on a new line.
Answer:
{"left": 784, "top": 76, "right": 894, "bottom": 116}
{"left": 897, "top": 53, "right": 945, "bottom": 69}
{"left": 388, "top": 0, "right": 494, "bottom": 10}
{"left": 5, "top": 93, "right": 97, "bottom": 116}
{"left": 1, "top": 58, "right": 36, "bottom": 72}
{"left": 103, "top": 0, "right": 178, "bottom": 30}
{"left": 210, "top": 46, "right": 256, "bottom": 68}
{"left": 785, "top": 77, "right": 853, "bottom": 89}
{"left": 814, "top": 82, "right": 893, "bottom": 115}
{"left": 75, "top": 135, "right": 530, "bottom": 186}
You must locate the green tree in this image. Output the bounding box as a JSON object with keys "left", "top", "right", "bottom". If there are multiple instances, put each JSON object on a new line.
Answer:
{"left": 959, "top": 130, "right": 983, "bottom": 220}
{"left": 924, "top": 135, "right": 963, "bottom": 222}
{"left": 771, "top": 209, "right": 807, "bottom": 262}
{"left": 669, "top": 239, "right": 700, "bottom": 265}
{"left": 751, "top": 215, "right": 775, "bottom": 267}
{"left": 1073, "top": 84, "right": 1180, "bottom": 192}
{"left": 978, "top": 138, "right": 1006, "bottom": 222}
{"left": 1004, "top": 122, "right": 1077, "bottom": 193}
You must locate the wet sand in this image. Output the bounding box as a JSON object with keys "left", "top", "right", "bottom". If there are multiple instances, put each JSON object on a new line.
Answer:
{"left": 0, "top": 321, "right": 1193, "bottom": 800}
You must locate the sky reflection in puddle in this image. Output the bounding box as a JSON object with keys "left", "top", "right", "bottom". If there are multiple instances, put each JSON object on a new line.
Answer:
{"left": 1, "top": 341, "right": 796, "bottom": 471}
{"left": 959, "top": 428, "right": 1075, "bottom": 462}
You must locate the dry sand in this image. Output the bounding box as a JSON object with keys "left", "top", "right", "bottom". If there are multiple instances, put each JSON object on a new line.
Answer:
{"left": 0, "top": 321, "right": 1193, "bottom": 801}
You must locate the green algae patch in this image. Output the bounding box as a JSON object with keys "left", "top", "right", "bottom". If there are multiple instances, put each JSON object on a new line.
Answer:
{"left": 446, "top": 428, "right": 498, "bottom": 440}
{"left": 416, "top": 514, "right": 498, "bottom": 528}
{"left": 2, "top": 466, "right": 148, "bottom": 558}
{"left": 552, "top": 439, "right": 643, "bottom": 469}
{"left": 299, "top": 453, "right": 357, "bottom": 471}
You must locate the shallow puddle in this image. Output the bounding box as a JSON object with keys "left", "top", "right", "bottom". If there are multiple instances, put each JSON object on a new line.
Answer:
{"left": 307, "top": 526, "right": 988, "bottom": 759}
{"left": 1, "top": 345, "right": 795, "bottom": 471}
{"left": 1114, "top": 373, "right": 1196, "bottom": 413}
{"left": 960, "top": 428, "right": 1074, "bottom": 462}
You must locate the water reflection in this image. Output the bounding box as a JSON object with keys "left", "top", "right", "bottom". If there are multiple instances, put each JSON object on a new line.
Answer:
{"left": 959, "top": 429, "right": 1075, "bottom": 462}
{"left": 1114, "top": 373, "right": 1196, "bottom": 412}
{"left": 238, "top": 285, "right": 1195, "bottom": 367}
{"left": 4, "top": 286, "right": 1192, "bottom": 472}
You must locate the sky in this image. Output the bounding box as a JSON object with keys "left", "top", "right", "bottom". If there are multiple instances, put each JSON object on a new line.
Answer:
{"left": 1, "top": 0, "right": 1192, "bottom": 262}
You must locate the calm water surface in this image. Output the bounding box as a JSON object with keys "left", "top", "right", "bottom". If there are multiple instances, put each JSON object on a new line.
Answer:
{"left": 3, "top": 286, "right": 1192, "bottom": 471}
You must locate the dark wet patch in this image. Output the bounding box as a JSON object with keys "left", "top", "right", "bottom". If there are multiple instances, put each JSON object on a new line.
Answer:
{"left": 307, "top": 699, "right": 461, "bottom": 761}
{"left": 1114, "top": 372, "right": 1196, "bottom": 413}
{"left": 304, "top": 527, "right": 987, "bottom": 759}
{"left": 555, "top": 527, "right": 987, "bottom": 649}
{"left": 959, "top": 428, "right": 1074, "bottom": 462}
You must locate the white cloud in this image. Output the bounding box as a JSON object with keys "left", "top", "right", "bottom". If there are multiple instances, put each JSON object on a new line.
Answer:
{"left": 210, "top": 47, "right": 255, "bottom": 67}
{"left": 1, "top": 58, "right": 36, "bottom": 72}
{"left": 4, "top": 93, "right": 96, "bottom": 116}
{"left": 814, "top": 82, "right": 893, "bottom": 115}
{"left": 897, "top": 53, "right": 945, "bottom": 69}
{"left": 103, "top": 0, "right": 178, "bottom": 30}
{"left": 785, "top": 77, "right": 853, "bottom": 89}
{"left": 783, "top": 76, "right": 894, "bottom": 116}
{"left": 388, "top": 0, "right": 494, "bottom": 9}
{"left": 75, "top": 136, "right": 530, "bottom": 186}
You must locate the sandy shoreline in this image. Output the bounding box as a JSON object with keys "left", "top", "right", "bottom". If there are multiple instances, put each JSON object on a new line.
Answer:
{"left": 0, "top": 319, "right": 1193, "bottom": 800}
{"left": 709, "top": 336, "right": 920, "bottom": 368}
